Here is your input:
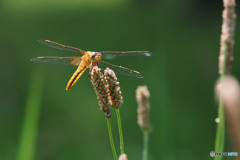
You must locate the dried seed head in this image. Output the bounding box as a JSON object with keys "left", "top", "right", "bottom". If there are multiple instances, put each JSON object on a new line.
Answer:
{"left": 215, "top": 76, "right": 240, "bottom": 153}
{"left": 90, "top": 66, "right": 111, "bottom": 117}
{"left": 219, "top": 0, "right": 236, "bottom": 74}
{"left": 215, "top": 76, "right": 240, "bottom": 107}
{"left": 118, "top": 153, "right": 128, "bottom": 160}
{"left": 136, "top": 86, "right": 150, "bottom": 131}
{"left": 104, "top": 68, "right": 123, "bottom": 108}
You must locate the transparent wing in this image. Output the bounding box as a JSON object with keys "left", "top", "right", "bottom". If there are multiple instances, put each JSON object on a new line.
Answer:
{"left": 38, "top": 39, "right": 84, "bottom": 53}
{"left": 99, "top": 61, "right": 144, "bottom": 78}
{"left": 30, "top": 56, "right": 82, "bottom": 66}
{"left": 100, "top": 51, "right": 152, "bottom": 57}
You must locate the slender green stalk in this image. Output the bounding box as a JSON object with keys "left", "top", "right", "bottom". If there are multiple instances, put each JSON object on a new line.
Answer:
{"left": 214, "top": 100, "right": 225, "bottom": 160}
{"left": 116, "top": 108, "right": 124, "bottom": 154}
{"left": 106, "top": 118, "right": 118, "bottom": 160}
{"left": 17, "top": 68, "right": 45, "bottom": 160}
{"left": 143, "top": 130, "right": 149, "bottom": 160}
{"left": 214, "top": 45, "right": 228, "bottom": 160}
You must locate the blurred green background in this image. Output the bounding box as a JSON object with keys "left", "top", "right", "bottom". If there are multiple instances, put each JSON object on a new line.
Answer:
{"left": 1, "top": 0, "right": 240, "bottom": 159}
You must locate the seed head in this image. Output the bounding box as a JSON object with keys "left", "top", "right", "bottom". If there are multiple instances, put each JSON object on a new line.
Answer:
{"left": 104, "top": 68, "right": 123, "bottom": 108}
{"left": 215, "top": 76, "right": 240, "bottom": 107}
{"left": 118, "top": 153, "right": 128, "bottom": 160}
{"left": 136, "top": 86, "right": 150, "bottom": 131}
{"left": 215, "top": 76, "right": 240, "bottom": 153}
{"left": 219, "top": 0, "right": 236, "bottom": 74}
{"left": 90, "top": 66, "right": 111, "bottom": 117}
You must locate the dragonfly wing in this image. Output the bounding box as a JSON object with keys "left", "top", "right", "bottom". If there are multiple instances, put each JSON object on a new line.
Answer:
{"left": 38, "top": 40, "right": 84, "bottom": 53}
{"left": 100, "top": 51, "right": 152, "bottom": 57}
{"left": 99, "top": 61, "right": 144, "bottom": 78}
{"left": 30, "top": 56, "right": 82, "bottom": 66}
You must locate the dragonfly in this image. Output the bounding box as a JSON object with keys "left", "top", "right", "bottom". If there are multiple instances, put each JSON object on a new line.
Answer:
{"left": 31, "top": 40, "right": 152, "bottom": 90}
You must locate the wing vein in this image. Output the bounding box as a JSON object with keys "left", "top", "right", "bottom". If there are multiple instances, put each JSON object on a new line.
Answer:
{"left": 38, "top": 40, "right": 84, "bottom": 53}
{"left": 99, "top": 61, "right": 144, "bottom": 78}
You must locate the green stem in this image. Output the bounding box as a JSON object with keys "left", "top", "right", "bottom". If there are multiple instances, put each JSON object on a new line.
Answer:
{"left": 106, "top": 118, "right": 118, "bottom": 160}
{"left": 116, "top": 109, "right": 124, "bottom": 154}
{"left": 214, "top": 99, "right": 225, "bottom": 160}
{"left": 17, "top": 68, "right": 44, "bottom": 160}
{"left": 143, "top": 130, "right": 149, "bottom": 160}
{"left": 214, "top": 44, "right": 228, "bottom": 160}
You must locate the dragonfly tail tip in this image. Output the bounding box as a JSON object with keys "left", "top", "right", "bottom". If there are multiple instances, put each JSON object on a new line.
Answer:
{"left": 145, "top": 52, "right": 152, "bottom": 56}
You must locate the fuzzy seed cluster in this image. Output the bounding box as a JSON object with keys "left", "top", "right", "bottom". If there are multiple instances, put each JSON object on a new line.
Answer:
{"left": 136, "top": 86, "right": 150, "bottom": 131}
{"left": 219, "top": 0, "right": 236, "bottom": 74}
{"left": 104, "top": 68, "right": 123, "bottom": 108}
{"left": 90, "top": 66, "right": 123, "bottom": 117}
{"left": 90, "top": 66, "right": 111, "bottom": 117}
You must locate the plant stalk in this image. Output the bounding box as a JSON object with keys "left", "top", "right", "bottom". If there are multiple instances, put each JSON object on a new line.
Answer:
{"left": 143, "top": 130, "right": 149, "bottom": 160}
{"left": 116, "top": 108, "right": 124, "bottom": 154}
{"left": 106, "top": 118, "right": 118, "bottom": 160}
{"left": 17, "top": 68, "right": 44, "bottom": 160}
{"left": 214, "top": 44, "right": 228, "bottom": 160}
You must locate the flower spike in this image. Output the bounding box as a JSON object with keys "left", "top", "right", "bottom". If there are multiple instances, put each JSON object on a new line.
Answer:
{"left": 104, "top": 68, "right": 123, "bottom": 108}
{"left": 136, "top": 86, "right": 150, "bottom": 131}
{"left": 90, "top": 66, "right": 111, "bottom": 117}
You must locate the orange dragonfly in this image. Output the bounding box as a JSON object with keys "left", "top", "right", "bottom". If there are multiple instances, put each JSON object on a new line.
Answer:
{"left": 31, "top": 40, "right": 151, "bottom": 90}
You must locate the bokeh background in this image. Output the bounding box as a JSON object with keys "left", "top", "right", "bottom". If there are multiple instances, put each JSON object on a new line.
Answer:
{"left": 1, "top": 0, "right": 240, "bottom": 159}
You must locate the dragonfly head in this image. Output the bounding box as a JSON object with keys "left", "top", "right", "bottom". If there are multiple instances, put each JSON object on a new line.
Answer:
{"left": 90, "top": 52, "right": 102, "bottom": 63}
